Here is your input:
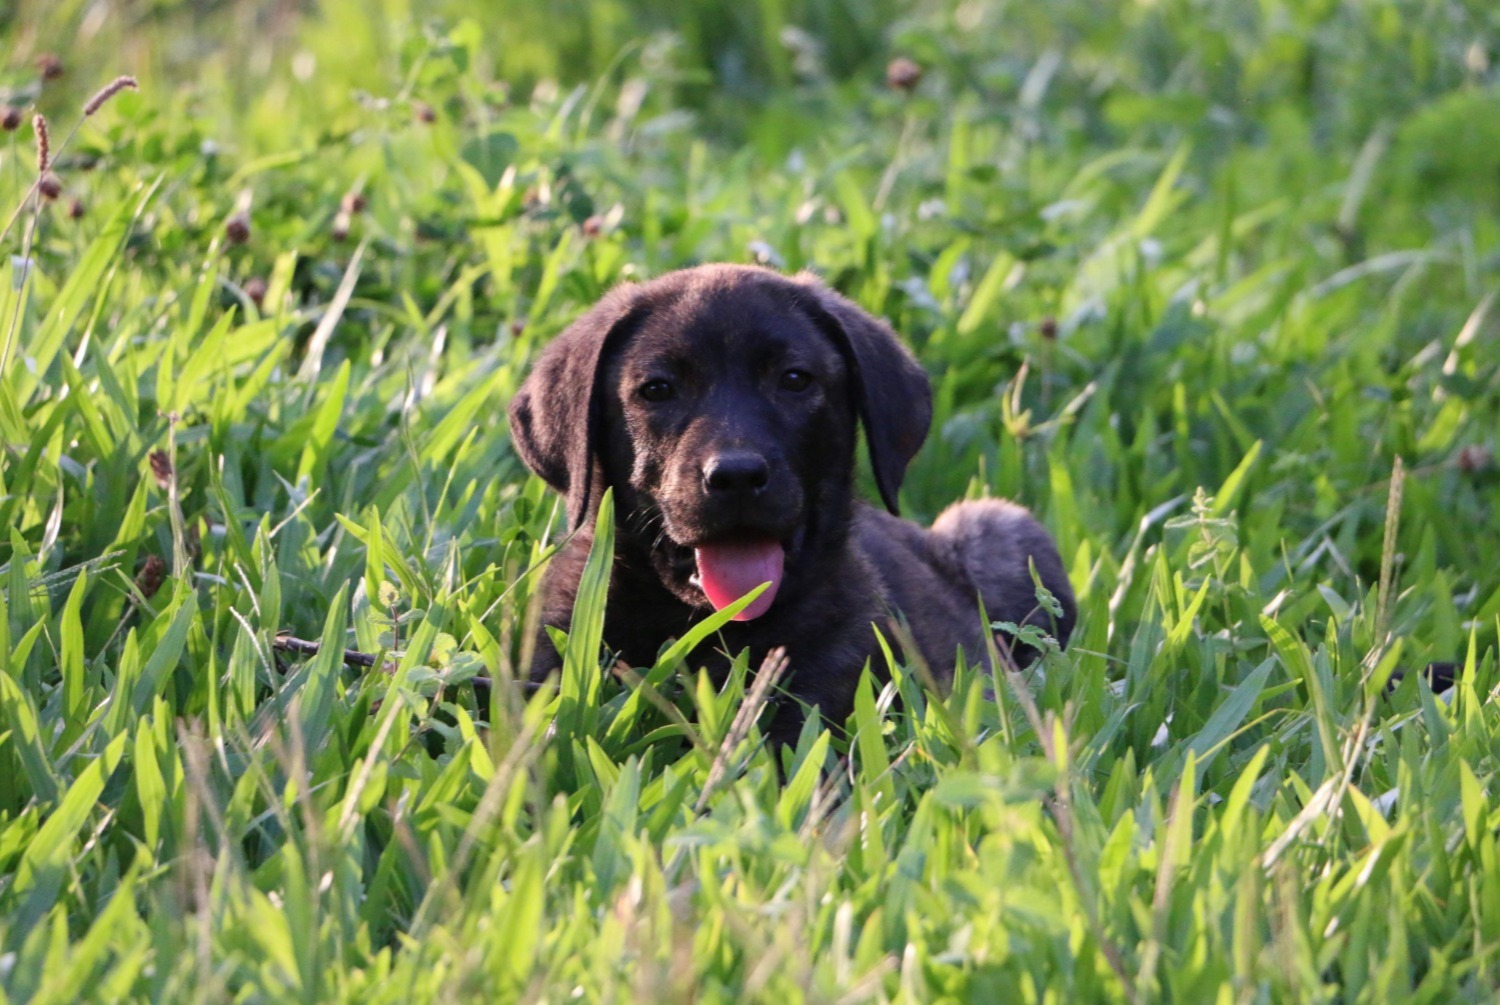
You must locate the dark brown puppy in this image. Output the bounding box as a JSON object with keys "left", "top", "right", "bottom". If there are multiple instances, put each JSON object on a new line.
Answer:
{"left": 509, "top": 264, "right": 1075, "bottom": 744}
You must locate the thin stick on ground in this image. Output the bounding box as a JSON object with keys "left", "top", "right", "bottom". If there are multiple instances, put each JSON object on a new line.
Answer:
{"left": 1374, "top": 454, "right": 1405, "bottom": 650}
{"left": 270, "top": 633, "right": 532, "bottom": 695}
{"left": 695, "top": 646, "right": 791, "bottom": 813}
{"left": 272, "top": 634, "right": 383, "bottom": 669}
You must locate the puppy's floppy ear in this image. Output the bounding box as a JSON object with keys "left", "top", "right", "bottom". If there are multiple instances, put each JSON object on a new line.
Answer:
{"left": 508, "top": 283, "right": 645, "bottom": 530}
{"left": 792, "top": 274, "right": 932, "bottom": 515}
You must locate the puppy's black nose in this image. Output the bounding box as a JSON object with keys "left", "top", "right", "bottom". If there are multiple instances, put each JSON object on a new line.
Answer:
{"left": 703, "top": 451, "right": 770, "bottom": 494}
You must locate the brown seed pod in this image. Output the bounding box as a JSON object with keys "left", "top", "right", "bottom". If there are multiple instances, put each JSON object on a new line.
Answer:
{"left": 38, "top": 173, "right": 62, "bottom": 201}
{"left": 1, "top": 107, "right": 20, "bottom": 131}
{"left": 135, "top": 554, "right": 167, "bottom": 601}
{"left": 1040, "top": 316, "right": 1058, "bottom": 340}
{"left": 244, "top": 276, "right": 268, "bottom": 308}
{"left": 148, "top": 449, "right": 174, "bottom": 488}
{"left": 886, "top": 57, "right": 922, "bottom": 93}
{"left": 38, "top": 54, "right": 64, "bottom": 82}
{"left": 414, "top": 101, "right": 436, "bottom": 124}
{"left": 224, "top": 212, "right": 251, "bottom": 245}
{"left": 83, "top": 75, "right": 139, "bottom": 116}
{"left": 67, "top": 197, "right": 85, "bottom": 219}
{"left": 341, "top": 191, "right": 367, "bottom": 215}
{"left": 1457, "top": 444, "right": 1493, "bottom": 474}
{"left": 581, "top": 215, "right": 603, "bottom": 238}
{"left": 33, "top": 114, "right": 50, "bottom": 171}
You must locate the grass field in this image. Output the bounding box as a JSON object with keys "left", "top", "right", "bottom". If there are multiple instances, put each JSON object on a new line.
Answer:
{"left": 2, "top": 0, "right": 1499, "bottom": 1000}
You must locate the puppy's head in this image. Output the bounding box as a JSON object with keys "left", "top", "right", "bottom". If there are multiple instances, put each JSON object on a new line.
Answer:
{"left": 508, "top": 264, "right": 931, "bottom": 619}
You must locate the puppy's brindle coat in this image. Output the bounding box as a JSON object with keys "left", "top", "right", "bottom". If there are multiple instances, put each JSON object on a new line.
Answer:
{"left": 509, "top": 264, "right": 1075, "bottom": 744}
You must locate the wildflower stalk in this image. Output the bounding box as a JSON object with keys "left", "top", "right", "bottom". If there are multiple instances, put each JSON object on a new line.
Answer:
{"left": 0, "top": 77, "right": 137, "bottom": 249}
{"left": 0, "top": 76, "right": 138, "bottom": 376}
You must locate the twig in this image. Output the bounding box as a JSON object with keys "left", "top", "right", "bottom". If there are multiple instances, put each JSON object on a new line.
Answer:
{"left": 1374, "top": 455, "right": 1405, "bottom": 649}
{"left": 695, "top": 646, "right": 791, "bottom": 812}
{"left": 269, "top": 633, "right": 541, "bottom": 694}
{"left": 272, "top": 634, "right": 382, "bottom": 668}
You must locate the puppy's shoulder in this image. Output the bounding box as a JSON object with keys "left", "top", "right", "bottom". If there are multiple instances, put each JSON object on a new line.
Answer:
{"left": 852, "top": 503, "right": 932, "bottom": 554}
{"left": 851, "top": 503, "right": 970, "bottom": 602}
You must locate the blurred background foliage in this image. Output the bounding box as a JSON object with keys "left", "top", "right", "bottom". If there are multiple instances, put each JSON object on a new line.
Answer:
{"left": 5, "top": 0, "right": 1496, "bottom": 579}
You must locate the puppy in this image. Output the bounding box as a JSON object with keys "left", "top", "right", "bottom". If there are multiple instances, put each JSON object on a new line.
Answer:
{"left": 509, "top": 264, "right": 1075, "bottom": 744}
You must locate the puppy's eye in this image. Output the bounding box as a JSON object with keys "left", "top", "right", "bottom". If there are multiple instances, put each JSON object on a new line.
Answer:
{"left": 780, "top": 369, "right": 813, "bottom": 392}
{"left": 638, "top": 379, "right": 675, "bottom": 403}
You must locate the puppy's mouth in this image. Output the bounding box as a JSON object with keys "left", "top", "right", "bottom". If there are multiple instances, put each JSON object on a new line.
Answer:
{"left": 689, "top": 536, "right": 785, "bottom": 621}
{"left": 659, "top": 520, "right": 807, "bottom": 621}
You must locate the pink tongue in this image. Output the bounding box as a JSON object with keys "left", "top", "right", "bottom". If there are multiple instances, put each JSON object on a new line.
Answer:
{"left": 694, "top": 538, "right": 785, "bottom": 621}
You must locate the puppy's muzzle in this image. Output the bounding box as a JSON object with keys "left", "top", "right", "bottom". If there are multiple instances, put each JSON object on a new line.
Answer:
{"left": 702, "top": 450, "right": 770, "bottom": 496}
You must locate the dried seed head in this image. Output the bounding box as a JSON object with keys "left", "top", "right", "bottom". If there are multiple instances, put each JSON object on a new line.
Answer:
{"left": 83, "top": 75, "right": 139, "bottom": 116}
{"left": 38, "top": 54, "right": 64, "bottom": 81}
{"left": 340, "top": 191, "right": 367, "bottom": 215}
{"left": 244, "top": 276, "right": 268, "bottom": 307}
{"left": 224, "top": 212, "right": 251, "bottom": 245}
{"left": 38, "top": 173, "right": 62, "bottom": 201}
{"left": 413, "top": 100, "right": 436, "bottom": 124}
{"left": 67, "top": 197, "right": 85, "bottom": 219}
{"left": 33, "top": 114, "right": 50, "bottom": 172}
{"left": 510, "top": 320, "right": 526, "bottom": 336}
{"left": 1040, "top": 316, "right": 1058, "bottom": 340}
{"left": 886, "top": 56, "right": 922, "bottom": 93}
{"left": 581, "top": 214, "right": 603, "bottom": 238}
{"left": 331, "top": 210, "right": 351, "bottom": 242}
{"left": 136, "top": 554, "right": 167, "bottom": 600}
{"left": 148, "top": 449, "right": 174, "bottom": 488}
{"left": 1457, "top": 444, "right": 1492, "bottom": 474}
{"left": 1, "top": 107, "right": 20, "bottom": 131}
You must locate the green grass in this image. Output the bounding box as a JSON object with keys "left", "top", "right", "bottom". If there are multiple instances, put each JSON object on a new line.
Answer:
{"left": 1, "top": 0, "right": 1498, "bottom": 1000}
